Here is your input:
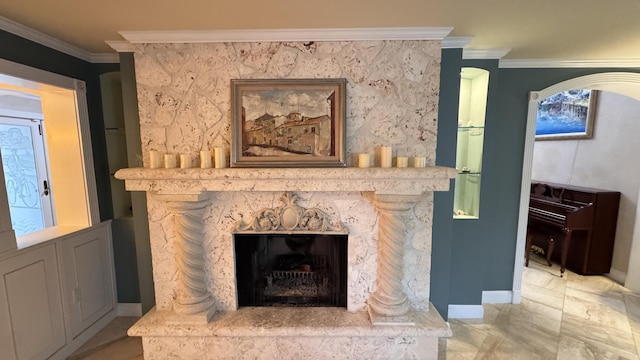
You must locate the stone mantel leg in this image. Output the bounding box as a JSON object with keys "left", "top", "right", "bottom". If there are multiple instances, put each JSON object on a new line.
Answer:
{"left": 368, "top": 193, "right": 423, "bottom": 321}
{"left": 159, "top": 192, "right": 215, "bottom": 321}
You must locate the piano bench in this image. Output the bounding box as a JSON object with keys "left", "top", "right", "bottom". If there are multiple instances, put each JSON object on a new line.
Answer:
{"left": 525, "top": 231, "right": 556, "bottom": 267}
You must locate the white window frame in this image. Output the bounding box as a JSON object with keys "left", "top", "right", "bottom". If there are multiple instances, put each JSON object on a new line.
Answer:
{"left": 0, "top": 58, "right": 99, "bottom": 252}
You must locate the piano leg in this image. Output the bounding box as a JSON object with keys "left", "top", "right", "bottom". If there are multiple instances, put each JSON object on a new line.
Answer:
{"left": 546, "top": 237, "right": 555, "bottom": 266}
{"left": 560, "top": 228, "right": 572, "bottom": 277}
{"left": 525, "top": 232, "right": 533, "bottom": 267}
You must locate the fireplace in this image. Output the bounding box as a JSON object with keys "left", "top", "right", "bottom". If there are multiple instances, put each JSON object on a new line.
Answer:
{"left": 117, "top": 168, "right": 456, "bottom": 358}
{"left": 235, "top": 234, "right": 348, "bottom": 307}
{"left": 115, "top": 37, "right": 455, "bottom": 359}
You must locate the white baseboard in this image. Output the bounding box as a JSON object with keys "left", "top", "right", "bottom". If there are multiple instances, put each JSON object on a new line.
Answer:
{"left": 448, "top": 304, "right": 484, "bottom": 319}
{"left": 482, "top": 290, "right": 513, "bottom": 304}
{"left": 607, "top": 268, "right": 626, "bottom": 285}
{"left": 117, "top": 303, "right": 142, "bottom": 317}
{"left": 511, "top": 289, "right": 522, "bottom": 304}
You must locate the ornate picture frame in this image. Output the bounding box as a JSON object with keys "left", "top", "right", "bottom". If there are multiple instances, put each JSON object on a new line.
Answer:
{"left": 535, "top": 89, "right": 598, "bottom": 141}
{"left": 231, "top": 78, "right": 346, "bottom": 167}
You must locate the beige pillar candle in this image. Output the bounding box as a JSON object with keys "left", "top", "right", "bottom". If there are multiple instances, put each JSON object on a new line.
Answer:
{"left": 214, "top": 147, "right": 227, "bottom": 168}
{"left": 380, "top": 146, "right": 392, "bottom": 168}
{"left": 200, "top": 150, "right": 212, "bottom": 168}
{"left": 180, "top": 154, "right": 193, "bottom": 169}
{"left": 149, "top": 150, "right": 162, "bottom": 169}
{"left": 413, "top": 156, "right": 427, "bottom": 168}
{"left": 396, "top": 156, "right": 408, "bottom": 168}
{"left": 164, "top": 153, "right": 178, "bottom": 168}
{"left": 358, "top": 153, "right": 371, "bottom": 168}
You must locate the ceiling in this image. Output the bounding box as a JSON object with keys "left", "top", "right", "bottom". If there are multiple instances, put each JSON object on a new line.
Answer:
{"left": 1, "top": 0, "right": 640, "bottom": 63}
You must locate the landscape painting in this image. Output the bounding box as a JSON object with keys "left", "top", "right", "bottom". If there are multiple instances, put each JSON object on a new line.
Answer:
{"left": 231, "top": 79, "right": 346, "bottom": 167}
{"left": 535, "top": 89, "right": 598, "bottom": 140}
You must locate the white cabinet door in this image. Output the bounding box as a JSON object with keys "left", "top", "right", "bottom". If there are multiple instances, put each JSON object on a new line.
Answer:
{"left": 0, "top": 244, "right": 66, "bottom": 360}
{"left": 60, "top": 225, "right": 116, "bottom": 338}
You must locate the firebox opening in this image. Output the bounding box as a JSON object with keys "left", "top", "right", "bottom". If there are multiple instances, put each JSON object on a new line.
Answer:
{"left": 234, "top": 234, "right": 347, "bottom": 308}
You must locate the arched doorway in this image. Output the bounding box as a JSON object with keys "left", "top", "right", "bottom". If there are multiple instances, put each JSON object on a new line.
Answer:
{"left": 513, "top": 72, "right": 640, "bottom": 301}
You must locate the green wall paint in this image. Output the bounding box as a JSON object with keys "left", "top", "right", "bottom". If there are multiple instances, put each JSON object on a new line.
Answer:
{"left": 119, "top": 52, "right": 155, "bottom": 313}
{"left": 0, "top": 30, "right": 147, "bottom": 304}
{"left": 447, "top": 66, "right": 640, "bottom": 308}
{"left": 431, "top": 48, "right": 462, "bottom": 319}
{"left": 8, "top": 26, "right": 638, "bottom": 314}
{"left": 481, "top": 66, "right": 640, "bottom": 292}
{"left": 0, "top": 30, "right": 117, "bottom": 222}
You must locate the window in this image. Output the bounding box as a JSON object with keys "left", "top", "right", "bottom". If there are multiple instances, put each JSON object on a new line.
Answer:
{"left": 0, "top": 113, "right": 54, "bottom": 236}
{"left": 0, "top": 58, "right": 99, "bottom": 250}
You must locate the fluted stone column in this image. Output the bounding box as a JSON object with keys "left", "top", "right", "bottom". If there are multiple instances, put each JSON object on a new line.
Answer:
{"left": 161, "top": 193, "right": 215, "bottom": 320}
{"left": 368, "top": 193, "right": 423, "bottom": 319}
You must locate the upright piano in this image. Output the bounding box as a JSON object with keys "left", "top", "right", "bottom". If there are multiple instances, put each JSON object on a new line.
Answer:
{"left": 527, "top": 181, "right": 620, "bottom": 275}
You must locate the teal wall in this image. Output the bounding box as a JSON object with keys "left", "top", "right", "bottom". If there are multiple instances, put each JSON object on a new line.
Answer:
{"left": 0, "top": 29, "right": 117, "bottom": 222}
{"left": 481, "top": 66, "right": 640, "bottom": 292}
{"left": 8, "top": 25, "right": 639, "bottom": 314}
{"left": 0, "top": 30, "right": 145, "bottom": 304}
{"left": 442, "top": 65, "right": 640, "bottom": 309}
{"left": 119, "top": 53, "right": 155, "bottom": 313}
{"left": 431, "top": 48, "right": 462, "bottom": 319}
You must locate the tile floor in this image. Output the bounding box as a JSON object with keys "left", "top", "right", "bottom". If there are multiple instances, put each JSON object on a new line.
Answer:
{"left": 440, "top": 255, "right": 640, "bottom": 359}
{"left": 69, "top": 254, "right": 640, "bottom": 359}
{"left": 67, "top": 317, "right": 143, "bottom": 360}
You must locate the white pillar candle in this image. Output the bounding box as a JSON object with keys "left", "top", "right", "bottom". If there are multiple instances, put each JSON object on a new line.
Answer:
{"left": 358, "top": 153, "right": 371, "bottom": 168}
{"left": 214, "top": 147, "right": 227, "bottom": 168}
{"left": 396, "top": 156, "right": 408, "bottom": 168}
{"left": 200, "top": 150, "right": 212, "bottom": 168}
{"left": 180, "top": 154, "right": 193, "bottom": 169}
{"left": 149, "top": 150, "right": 163, "bottom": 169}
{"left": 413, "top": 156, "right": 427, "bottom": 168}
{"left": 379, "top": 146, "right": 392, "bottom": 168}
{"left": 164, "top": 153, "right": 178, "bottom": 169}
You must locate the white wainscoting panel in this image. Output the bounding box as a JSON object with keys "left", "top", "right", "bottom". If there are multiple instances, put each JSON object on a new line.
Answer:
{"left": 0, "top": 244, "right": 66, "bottom": 359}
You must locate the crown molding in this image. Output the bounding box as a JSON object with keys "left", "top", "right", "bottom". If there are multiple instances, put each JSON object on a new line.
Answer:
{"left": 106, "top": 40, "right": 136, "bottom": 53}
{"left": 441, "top": 36, "right": 473, "bottom": 49}
{"left": 442, "top": 37, "right": 511, "bottom": 60}
{"left": 500, "top": 58, "right": 640, "bottom": 68}
{"left": 118, "top": 27, "right": 454, "bottom": 44}
{"left": 89, "top": 53, "right": 120, "bottom": 63}
{"left": 463, "top": 48, "right": 511, "bottom": 60}
{"left": 0, "top": 15, "right": 117, "bottom": 63}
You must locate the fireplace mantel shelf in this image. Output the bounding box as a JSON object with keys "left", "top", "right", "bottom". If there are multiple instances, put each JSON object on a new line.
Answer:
{"left": 115, "top": 166, "right": 457, "bottom": 195}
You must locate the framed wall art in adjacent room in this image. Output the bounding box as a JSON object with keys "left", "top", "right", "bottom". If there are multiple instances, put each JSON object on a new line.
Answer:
{"left": 535, "top": 89, "right": 598, "bottom": 141}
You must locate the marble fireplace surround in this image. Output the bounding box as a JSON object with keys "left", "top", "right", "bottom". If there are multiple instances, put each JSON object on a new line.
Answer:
{"left": 110, "top": 33, "right": 461, "bottom": 358}
{"left": 116, "top": 166, "right": 455, "bottom": 359}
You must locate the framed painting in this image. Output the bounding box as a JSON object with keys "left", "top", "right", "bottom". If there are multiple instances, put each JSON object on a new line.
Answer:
{"left": 535, "top": 89, "right": 598, "bottom": 140}
{"left": 231, "top": 78, "right": 347, "bottom": 167}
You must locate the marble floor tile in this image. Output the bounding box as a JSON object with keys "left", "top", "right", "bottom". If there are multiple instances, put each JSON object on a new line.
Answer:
{"left": 441, "top": 253, "right": 640, "bottom": 360}
{"left": 522, "top": 280, "right": 566, "bottom": 311}
{"left": 67, "top": 317, "right": 143, "bottom": 360}
{"left": 71, "top": 336, "right": 144, "bottom": 360}
{"left": 523, "top": 260, "right": 568, "bottom": 295}
{"left": 71, "top": 253, "right": 640, "bottom": 360}
{"left": 563, "top": 287, "right": 630, "bottom": 330}
{"left": 561, "top": 311, "right": 637, "bottom": 356}
{"left": 557, "top": 334, "right": 638, "bottom": 360}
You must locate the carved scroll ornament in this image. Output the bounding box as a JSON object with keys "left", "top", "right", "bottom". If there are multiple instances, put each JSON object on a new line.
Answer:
{"left": 233, "top": 192, "right": 347, "bottom": 234}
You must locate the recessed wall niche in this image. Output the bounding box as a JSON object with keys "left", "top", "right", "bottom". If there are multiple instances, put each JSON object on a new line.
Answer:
{"left": 454, "top": 67, "right": 489, "bottom": 219}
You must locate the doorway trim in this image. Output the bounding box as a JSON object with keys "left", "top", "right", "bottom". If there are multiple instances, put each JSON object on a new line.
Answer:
{"left": 512, "top": 72, "right": 640, "bottom": 303}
